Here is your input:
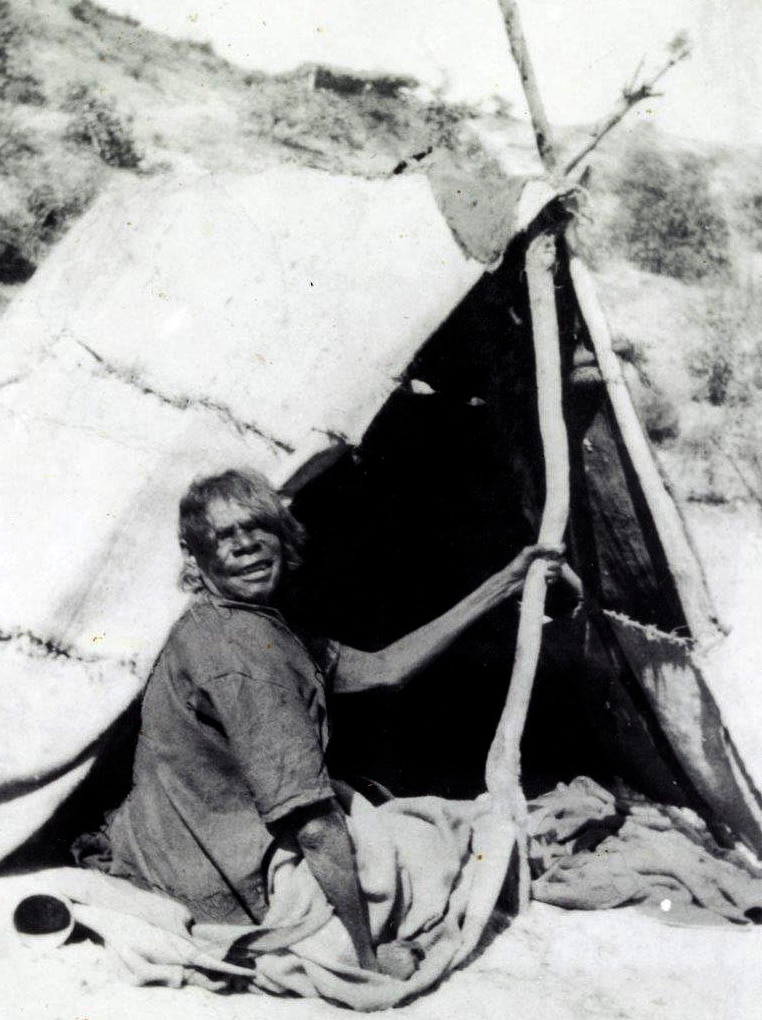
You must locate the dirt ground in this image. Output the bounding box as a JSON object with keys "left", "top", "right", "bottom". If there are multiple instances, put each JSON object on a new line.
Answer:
{"left": 1, "top": 500, "right": 760, "bottom": 1019}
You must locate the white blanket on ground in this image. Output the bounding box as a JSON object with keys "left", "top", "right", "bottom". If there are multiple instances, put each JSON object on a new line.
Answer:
{"left": 0, "top": 793, "right": 499, "bottom": 1011}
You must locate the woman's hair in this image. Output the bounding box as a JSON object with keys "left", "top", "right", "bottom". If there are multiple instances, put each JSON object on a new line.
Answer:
{"left": 178, "top": 468, "right": 307, "bottom": 592}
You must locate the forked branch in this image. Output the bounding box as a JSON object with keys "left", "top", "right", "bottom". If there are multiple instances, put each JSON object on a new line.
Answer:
{"left": 499, "top": 3, "right": 690, "bottom": 180}
{"left": 563, "top": 34, "right": 692, "bottom": 175}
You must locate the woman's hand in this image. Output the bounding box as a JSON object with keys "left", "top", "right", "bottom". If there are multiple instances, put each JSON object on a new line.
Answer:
{"left": 375, "top": 940, "right": 425, "bottom": 980}
{"left": 480, "top": 543, "right": 565, "bottom": 603}
{"left": 511, "top": 542, "right": 565, "bottom": 586}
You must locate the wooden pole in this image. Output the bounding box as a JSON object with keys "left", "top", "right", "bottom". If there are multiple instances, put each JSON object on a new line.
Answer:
{"left": 459, "top": 9, "right": 567, "bottom": 930}
{"left": 487, "top": 232, "right": 569, "bottom": 908}
{"left": 568, "top": 253, "right": 725, "bottom": 648}
{"left": 456, "top": 233, "right": 568, "bottom": 953}
{"left": 497, "top": 2, "right": 719, "bottom": 649}
{"left": 498, "top": 0, "right": 558, "bottom": 174}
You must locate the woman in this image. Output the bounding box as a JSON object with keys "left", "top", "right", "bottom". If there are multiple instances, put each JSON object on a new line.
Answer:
{"left": 96, "top": 468, "right": 563, "bottom": 980}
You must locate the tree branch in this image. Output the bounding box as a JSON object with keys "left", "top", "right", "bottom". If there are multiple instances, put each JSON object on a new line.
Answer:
{"left": 498, "top": 0, "right": 559, "bottom": 173}
{"left": 563, "top": 36, "right": 692, "bottom": 176}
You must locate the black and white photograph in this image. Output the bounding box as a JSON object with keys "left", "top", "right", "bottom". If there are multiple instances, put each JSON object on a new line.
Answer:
{"left": 0, "top": 1, "right": 760, "bottom": 1017}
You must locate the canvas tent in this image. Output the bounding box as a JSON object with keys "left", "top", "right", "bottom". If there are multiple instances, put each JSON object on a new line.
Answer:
{"left": 0, "top": 157, "right": 760, "bottom": 905}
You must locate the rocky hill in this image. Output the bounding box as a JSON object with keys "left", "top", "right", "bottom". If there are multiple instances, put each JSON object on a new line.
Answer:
{"left": 0, "top": 0, "right": 525, "bottom": 303}
{"left": 2, "top": 0, "right": 761, "bottom": 508}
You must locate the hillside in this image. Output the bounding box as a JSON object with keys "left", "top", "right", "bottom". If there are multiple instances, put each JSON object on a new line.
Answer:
{"left": 2, "top": 0, "right": 761, "bottom": 510}
{"left": 0, "top": 0, "right": 531, "bottom": 307}
{"left": 574, "top": 124, "right": 762, "bottom": 506}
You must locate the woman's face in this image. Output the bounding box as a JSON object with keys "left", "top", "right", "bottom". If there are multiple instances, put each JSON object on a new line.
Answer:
{"left": 196, "top": 496, "right": 284, "bottom": 604}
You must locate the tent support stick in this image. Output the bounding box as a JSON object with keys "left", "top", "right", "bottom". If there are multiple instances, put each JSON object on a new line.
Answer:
{"left": 567, "top": 253, "right": 725, "bottom": 649}
{"left": 486, "top": 231, "right": 570, "bottom": 909}
{"left": 498, "top": 0, "right": 558, "bottom": 174}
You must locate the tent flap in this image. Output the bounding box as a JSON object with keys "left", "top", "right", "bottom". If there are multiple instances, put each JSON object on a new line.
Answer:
{"left": 606, "top": 611, "right": 762, "bottom": 852}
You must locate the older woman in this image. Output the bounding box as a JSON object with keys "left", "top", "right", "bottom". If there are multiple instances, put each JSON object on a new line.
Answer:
{"left": 100, "top": 468, "right": 562, "bottom": 980}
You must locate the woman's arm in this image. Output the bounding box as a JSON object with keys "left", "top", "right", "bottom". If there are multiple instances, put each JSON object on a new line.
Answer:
{"left": 290, "top": 800, "right": 421, "bottom": 979}
{"left": 292, "top": 800, "right": 377, "bottom": 970}
{"left": 333, "top": 543, "right": 564, "bottom": 694}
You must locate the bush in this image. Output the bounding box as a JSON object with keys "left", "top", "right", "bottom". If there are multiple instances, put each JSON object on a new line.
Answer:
{"left": 0, "top": 0, "right": 45, "bottom": 105}
{"left": 70, "top": 0, "right": 100, "bottom": 24}
{"left": 0, "top": 173, "right": 97, "bottom": 281}
{"left": 740, "top": 190, "right": 762, "bottom": 252}
{"left": 70, "top": 0, "right": 138, "bottom": 28}
{"left": 0, "top": 230, "right": 36, "bottom": 283}
{"left": 614, "top": 135, "right": 731, "bottom": 281}
{"left": 686, "top": 288, "right": 762, "bottom": 407}
{"left": 63, "top": 84, "right": 142, "bottom": 169}
{"left": 0, "top": 118, "right": 39, "bottom": 168}
{"left": 614, "top": 337, "right": 680, "bottom": 444}
{"left": 27, "top": 181, "right": 95, "bottom": 247}
{"left": 688, "top": 343, "right": 734, "bottom": 406}
{"left": 1, "top": 73, "right": 46, "bottom": 105}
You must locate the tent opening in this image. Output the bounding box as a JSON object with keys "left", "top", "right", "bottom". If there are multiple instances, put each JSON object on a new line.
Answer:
{"left": 290, "top": 241, "right": 612, "bottom": 800}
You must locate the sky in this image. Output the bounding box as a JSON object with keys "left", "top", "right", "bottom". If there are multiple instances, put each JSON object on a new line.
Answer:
{"left": 102, "top": 0, "right": 762, "bottom": 147}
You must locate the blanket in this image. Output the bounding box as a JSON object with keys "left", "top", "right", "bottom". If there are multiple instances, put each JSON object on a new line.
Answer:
{"left": 529, "top": 777, "right": 762, "bottom": 926}
{"left": 2, "top": 779, "right": 762, "bottom": 1011}
{"left": 0, "top": 791, "right": 499, "bottom": 1011}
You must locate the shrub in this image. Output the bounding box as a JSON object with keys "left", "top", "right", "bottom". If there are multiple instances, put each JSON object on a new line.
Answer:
{"left": 614, "top": 135, "right": 731, "bottom": 281}
{"left": 0, "top": 1, "right": 19, "bottom": 79}
{"left": 189, "top": 39, "right": 214, "bottom": 57}
{"left": 370, "top": 74, "right": 416, "bottom": 99}
{"left": 688, "top": 343, "right": 734, "bottom": 406}
{"left": 0, "top": 0, "right": 45, "bottom": 105}
{"left": 27, "top": 181, "right": 95, "bottom": 247}
{"left": 0, "top": 118, "right": 39, "bottom": 168}
{"left": 63, "top": 83, "right": 142, "bottom": 169}
{"left": 70, "top": 0, "right": 138, "bottom": 28}
{"left": 2, "top": 73, "right": 46, "bottom": 105}
{"left": 686, "top": 287, "right": 762, "bottom": 407}
{"left": 614, "top": 337, "right": 680, "bottom": 444}
{"left": 740, "top": 190, "right": 762, "bottom": 252}
{"left": 0, "top": 173, "right": 97, "bottom": 282}
{"left": 642, "top": 389, "right": 680, "bottom": 443}
{"left": 0, "top": 223, "right": 36, "bottom": 283}
{"left": 70, "top": 0, "right": 100, "bottom": 24}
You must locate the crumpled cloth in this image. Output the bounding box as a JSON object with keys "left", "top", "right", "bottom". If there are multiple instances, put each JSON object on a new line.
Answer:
{"left": 0, "top": 791, "right": 495, "bottom": 1011}
{"left": 528, "top": 776, "right": 762, "bottom": 926}
{"left": 4, "top": 778, "right": 761, "bottom": 1010}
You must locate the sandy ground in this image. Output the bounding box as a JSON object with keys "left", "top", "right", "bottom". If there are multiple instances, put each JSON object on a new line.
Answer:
{"left": 1, "top": 500, "right": 761, "bottom": 1019}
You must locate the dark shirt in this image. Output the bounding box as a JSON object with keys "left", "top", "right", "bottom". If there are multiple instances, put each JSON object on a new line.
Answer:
{"left": 105, "top": 596, "right": 338, "bottom": 922}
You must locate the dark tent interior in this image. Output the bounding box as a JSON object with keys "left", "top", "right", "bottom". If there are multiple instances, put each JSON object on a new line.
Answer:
{"left": 289, "top": 237, "right": 695, "bottom": 806}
